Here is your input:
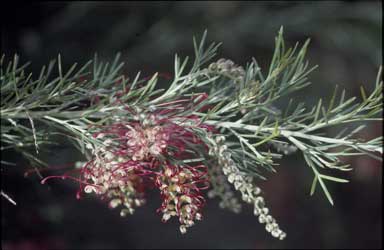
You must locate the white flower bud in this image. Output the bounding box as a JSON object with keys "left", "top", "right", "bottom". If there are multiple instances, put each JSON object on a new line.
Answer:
{"left": 186, "top": 220, "right": 195, "bottom": 226}
{"left": 148, "top": 105, "right": 156, "bottom": 112}
{"left": 270, "top": 222, "right": 278, "bottom": 230}
{"left": 84, "top": 185, "right": 97, "bottom": 193}
{"left": 254, "top": 206, "right": 261, "bottom": 216}
{"left": 266, "top": 217, "right": 275, "bottom": 228}
{"left": 109, "top": 199, "right": 121, "bottom": 208}
{"left": 228, "top": 173, "right": 236, "bottom": 183}
{"left": 255, "top": 196, "right": 265, "bottom": 207}
{"left": 195, "top": 213, "right": 202, "bottom": 220}
{"left": 262, "top": 208, "right": 270, "bottom": 215}
{"left": 265, "top": 223, "right": 274, "bottom": 232}
{"left": 208, "top": 148, "right": 215, "bottom": 156}
{"left": 184, "top": 205, "right": 192, "bottom": 213}
{"left": 279, "top": 232, "right": 287, "bottom": 240}
{"left": 180, "top": 225, "right": 187, "bottom": 234}
{"left": 241, "top": 193, "right": 249, "bottom": 202}
{"left": 75, "top": 161, "right": 86, "bottom": 169}
{"left": 271, "top": 229, "right": 282, "bottom": 238}
{"left": 258, "top": 214, "right": 266, "bottom": 223}
{"left": 235, "top": 175, "right": 243, "bottom": 182}
{"left": 215, "top": 136, "right": 225, "bottom": 143}
{"left": 253, "top": 187, "right": 261, "bottom": 195}
{"left": 219, "top": 145, "right": 228, "bottom": 153}
{"left": 134, "top": 199, "right": 144, "bottom": 206}
{"left": 234, "top": 181, "right": 242, "bottom": 190}
{"left": 120, "top": 209, "right": 129, "bottom": 217}
{"left": 223, "top": 167, "right": 231, "bottom": 175}
{"left": 162, "top": 213, "right": 171, "bottom": 222}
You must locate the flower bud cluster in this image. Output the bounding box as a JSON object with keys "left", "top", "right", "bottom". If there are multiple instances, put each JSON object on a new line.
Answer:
{"left": 268, "top": 141, "right": 298, "bottom": 155}
{"left": 155, "top": 164, "right": 208, "bottom": 234}
{"left": 209, "top": 135, "right": 286, "bottom": 240}
{"left": 208, "top": 58, "right": 246, "bottom": 83}
{"left": 207, "top": 162, "right": 242, "bottom": 214}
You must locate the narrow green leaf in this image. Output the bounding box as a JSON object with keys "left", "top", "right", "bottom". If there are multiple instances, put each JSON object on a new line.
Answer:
{"left": 327, "top": 84, "right": 338, "bottom": 113}
{"left": 313, "top": 98, "right": 322, "bottom": 123}
{"left": 319, "top": 174, "right": 349, "bottom": 183}
{"left": 360, "top": 85, "right": 367, "bottom": 102}
{"left": 310, "top": 175, "right": 317, "bottom": 196}
{"left": 317, "top": 176, "right": 334, "bottom": 206}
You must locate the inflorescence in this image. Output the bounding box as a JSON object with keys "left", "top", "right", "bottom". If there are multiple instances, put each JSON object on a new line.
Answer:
{"left": 208, "top": 135, "right": 286, "bottom": 240}
{"left": 41, "top": 101, "right": 285, "bottom": 237}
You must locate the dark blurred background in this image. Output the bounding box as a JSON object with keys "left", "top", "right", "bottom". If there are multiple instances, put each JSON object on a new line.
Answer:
{"left": 1, "top": 1, "right": 382, "bottom": 249}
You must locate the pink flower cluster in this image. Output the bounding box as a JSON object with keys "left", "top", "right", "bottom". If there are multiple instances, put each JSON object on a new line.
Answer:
{"left": 42, "top": 104, "right": 214, "bottom": 233}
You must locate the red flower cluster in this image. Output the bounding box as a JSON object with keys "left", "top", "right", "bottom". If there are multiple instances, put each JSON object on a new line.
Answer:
{"left": 42, "top": 104, "right": 214, "bottom": 233}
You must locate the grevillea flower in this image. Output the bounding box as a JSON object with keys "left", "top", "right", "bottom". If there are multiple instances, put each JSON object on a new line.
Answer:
{"left": 41, "top": 98, "right": 218, "bottom": 234}
{"left": 81, "top": 151, "right": 147, "bottom": 216}
{"left": 40, "top": 133, "right": 150, "bottom": 217}
{"left": 91, "top": 113, "right": 169, "bottom": 163}
{"left": 125, "top": 125, "right": 169, "bottom": 161}
{"left": 92, "top": 111, "right": 207, "bottom": 161}
{"left": 155, "top": 164, "right": 209, "bottom": 234}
